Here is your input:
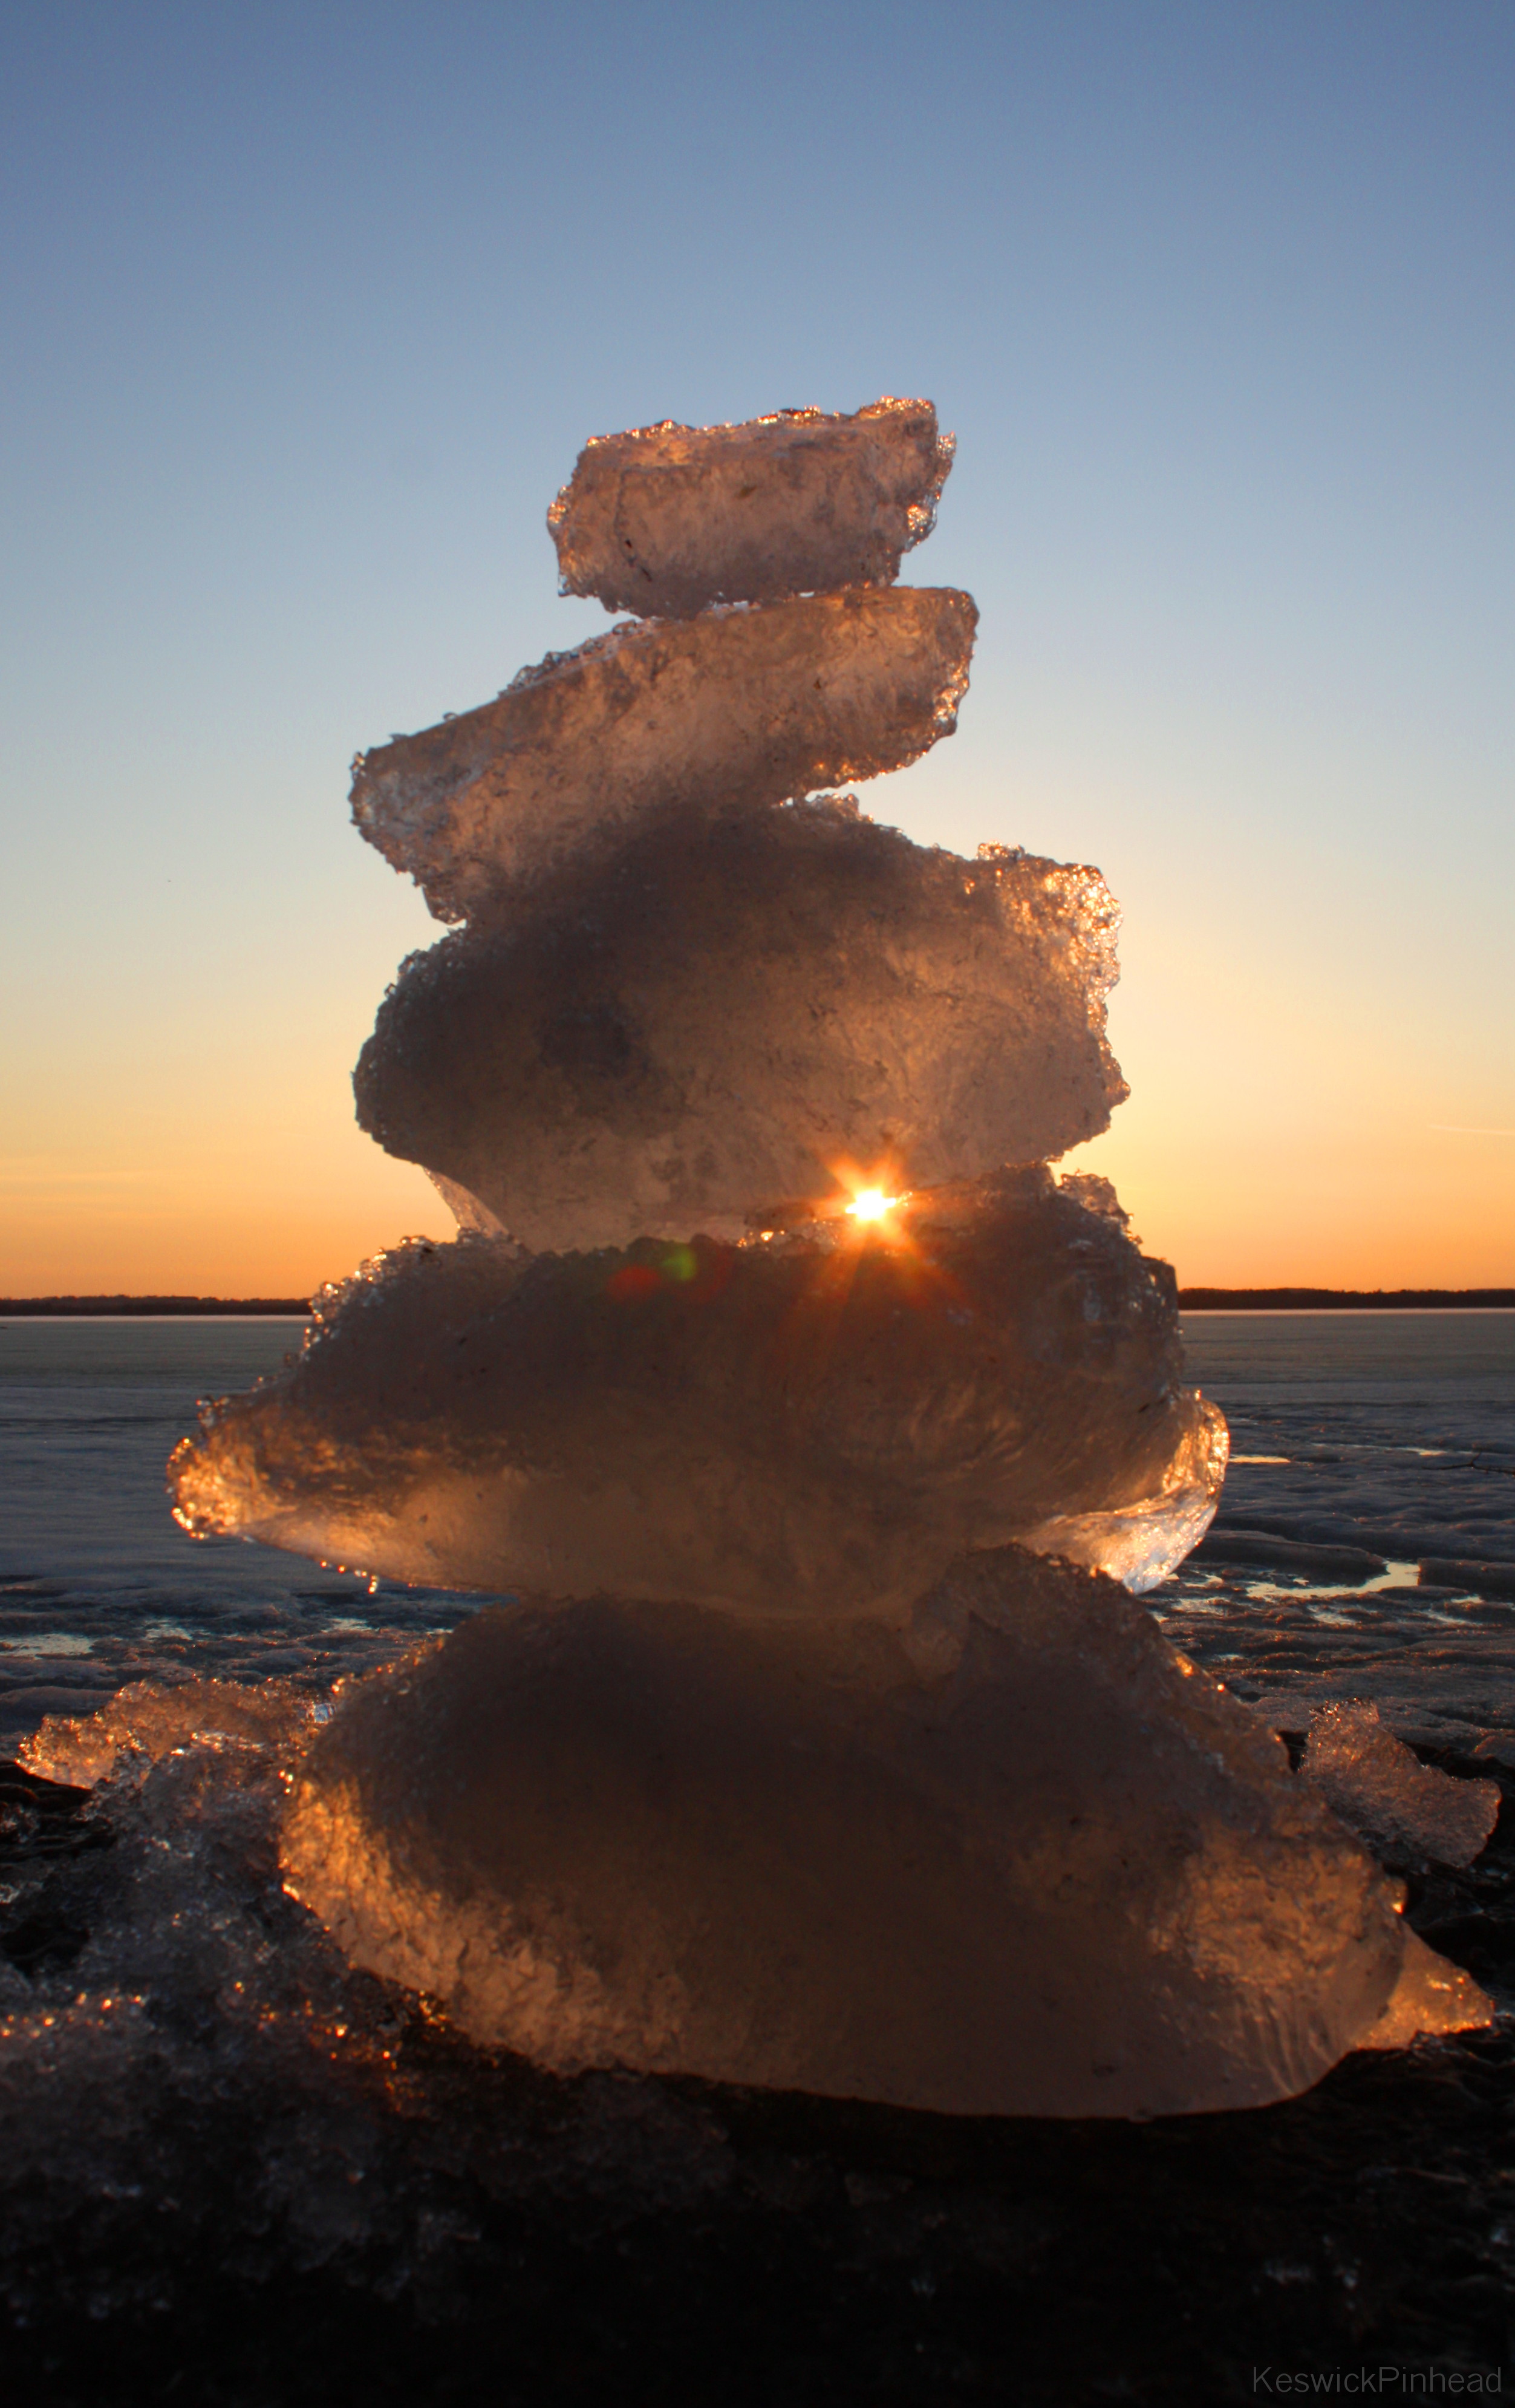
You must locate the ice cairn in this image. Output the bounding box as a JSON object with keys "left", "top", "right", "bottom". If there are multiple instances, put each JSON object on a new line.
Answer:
{"left": 171, "top": 401, "right": 1489, "bottom": 2115}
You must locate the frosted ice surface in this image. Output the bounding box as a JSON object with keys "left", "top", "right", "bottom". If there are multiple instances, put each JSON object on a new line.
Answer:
{"left": 279, "top": 1549, "right": 1412, "bottom": 2117}
{"left": 356, "top": 803, "right": 1127, "bottom": 1251}
{"left": 350, "top": 587, "right": 976, "bottom": 923}
{"left": 547, "top": 399, "right": 954, "bottom": 619}
{"left": 169, "top": 1170, "right": 1225, "bottom": 1616}
{"left": 1302, "top": 1699, "right": 1500, "bottom": 1869}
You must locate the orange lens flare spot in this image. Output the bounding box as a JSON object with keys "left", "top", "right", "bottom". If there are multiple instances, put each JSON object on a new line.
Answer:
{"left": 605, "top": 1242, "right": 735, "bottom": 1305}
{"left": 606, "top": 1263, "right": 663, "bottom": 1304}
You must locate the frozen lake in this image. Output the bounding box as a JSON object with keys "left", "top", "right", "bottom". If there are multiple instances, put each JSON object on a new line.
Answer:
{"left": 1, "top": 1309, "right": 1513, "bottom": 1749}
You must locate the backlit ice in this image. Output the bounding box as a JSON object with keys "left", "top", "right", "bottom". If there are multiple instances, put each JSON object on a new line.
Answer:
{"left": 159, "top": 398, "right": 1494, "bottom": 2112}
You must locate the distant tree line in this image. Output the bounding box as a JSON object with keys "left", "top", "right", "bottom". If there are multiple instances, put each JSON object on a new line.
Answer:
{"left": 0, "top": 1296, "right": 311, "bottom": 1316}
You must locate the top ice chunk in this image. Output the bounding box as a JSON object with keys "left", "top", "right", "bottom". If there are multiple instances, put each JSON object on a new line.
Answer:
{"left": 548, "top": 400, "right": 954, "bottom": 619}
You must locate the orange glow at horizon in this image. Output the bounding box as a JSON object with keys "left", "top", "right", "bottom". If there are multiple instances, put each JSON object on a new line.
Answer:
{"left": 4, "top": 988, "right": 1513, "bottom": 1299}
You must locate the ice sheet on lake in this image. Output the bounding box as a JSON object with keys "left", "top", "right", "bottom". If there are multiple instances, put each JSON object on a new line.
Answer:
{"left": 169, "top": 1170, "right": 1223, "bottom": 1616}
{"left": 350, "top": 587, "right": 975, "bottom": 922}
{"left": 279, "top": 1548, "right": 1434, "bottom": 2118}
{"left": 356, "top": 804, "right": 1126, "bottom": 1251}
{"left": 1153, "top": 1564, "right": 1515, "bottom": 1757}
{"left": 547, "top": 399, "right": 954, "bottom": 618}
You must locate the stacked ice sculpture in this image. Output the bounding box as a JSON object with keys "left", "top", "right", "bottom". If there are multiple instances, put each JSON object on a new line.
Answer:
{"left": 172, "top": 402, "right": 1485, "bottom": 2115}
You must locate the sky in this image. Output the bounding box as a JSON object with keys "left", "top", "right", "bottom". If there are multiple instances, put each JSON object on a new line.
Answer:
{"left": 1, "top": 0, "right": 1511, "bottom": 1296}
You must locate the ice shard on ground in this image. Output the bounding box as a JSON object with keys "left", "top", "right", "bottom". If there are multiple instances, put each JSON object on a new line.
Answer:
{"left": 547, "top": 399, "right": 954, "bottom": 619}
{"left": 1302, "top": 1700, "right": 1500, "bottom": 1869}
{"left": 351, "top": 586, "right": 975, "bottom": 922}
{"left": 170, "top": 1171, "right": 1225, "bottom": 1614}
{"left": 355, "top": 803, "right": 1126, "bottom": 1250}
{"left": 161, "top": 393, "right": 1490, "bottom": 2114}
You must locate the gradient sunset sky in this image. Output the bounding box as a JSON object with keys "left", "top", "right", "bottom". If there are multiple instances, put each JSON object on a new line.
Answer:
{"left": 2, "top": 0, "right": 1511, "bottom": 1296}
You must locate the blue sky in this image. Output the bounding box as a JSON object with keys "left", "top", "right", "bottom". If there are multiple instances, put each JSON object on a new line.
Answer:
{"left": 2, "top": 0, "right": 1511, "bottom": 1290}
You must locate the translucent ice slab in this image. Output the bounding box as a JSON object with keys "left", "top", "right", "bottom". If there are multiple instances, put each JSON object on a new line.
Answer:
{"left": 1018, "top": 1403, "right": 1230, "bottom": 1597}
{"left": 350, "top": 587, "right": 976, "bottom": 922}
{"left": 356, "top": 802, "right": 1127, "bottom": 1251}
{"left": 169, "top": 1171, "right": 1225, "bottom": 1616}
{"left": 547, "top": 399, "right": 954, "bottom": 619}
{"left": 278, "top": 1550, "right": 1414, "bottom": 2117}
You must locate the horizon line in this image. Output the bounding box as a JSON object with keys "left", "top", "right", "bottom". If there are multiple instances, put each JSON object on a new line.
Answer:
{"left": 4, "top": 1284, "right": 1515, "bottom": 1318}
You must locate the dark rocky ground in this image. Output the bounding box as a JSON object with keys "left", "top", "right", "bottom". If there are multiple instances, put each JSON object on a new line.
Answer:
{"left": 2, "top": 1746, "right": 1514, "bottom": 2407}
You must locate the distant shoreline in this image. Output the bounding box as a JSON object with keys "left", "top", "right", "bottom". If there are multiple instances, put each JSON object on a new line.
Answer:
{"left": 1177, "top": 1287, "right": 1515, "bottom": 1310}
{"left": 2, "top": 1287, "right": 1513, "bottom": 1317}
{"left": 0, "top": 1297, "right": 311, "bottom": 1316}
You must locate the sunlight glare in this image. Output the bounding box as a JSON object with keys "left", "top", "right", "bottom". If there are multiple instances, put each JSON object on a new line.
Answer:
{"left": 845, "top": 1187, "right": 896, "bottom": 1222}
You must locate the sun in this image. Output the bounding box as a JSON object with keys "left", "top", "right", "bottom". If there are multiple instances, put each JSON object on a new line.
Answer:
{"left": 845, "top": 1186, "right": 896, "bottom": 1223}
{"left": 825, "top": 1161, "right": 911, "bottom": 1245}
